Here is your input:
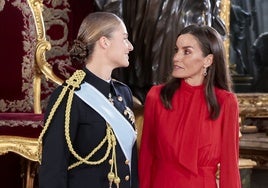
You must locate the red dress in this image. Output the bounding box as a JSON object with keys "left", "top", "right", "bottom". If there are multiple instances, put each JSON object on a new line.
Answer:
{"left": 138, "top": 80, "right": 241, "bottom": 188}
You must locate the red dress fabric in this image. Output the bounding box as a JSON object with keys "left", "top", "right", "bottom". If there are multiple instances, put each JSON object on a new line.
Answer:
{"left": 138, "top": 80, "right": 241, "bottom": 188}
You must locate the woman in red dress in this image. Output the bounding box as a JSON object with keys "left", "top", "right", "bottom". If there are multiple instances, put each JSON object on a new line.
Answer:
{"left": 138, "top": 25, "right": 241, "bottom": 188}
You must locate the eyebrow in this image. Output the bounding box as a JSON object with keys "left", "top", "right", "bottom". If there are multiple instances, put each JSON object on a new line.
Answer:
{"left": 178, "top": 45, "right": 194, "bottom": 50}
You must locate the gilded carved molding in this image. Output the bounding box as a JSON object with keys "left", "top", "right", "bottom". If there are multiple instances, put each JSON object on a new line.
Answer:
{"left": 0, "top": 135, "right": 39, "bottom": 161}
{"left": 27, "top": 0, "right": 64, "bottom": 113}
{"left": 27, "top": 0, "right": 63, "bottom": 85}
{"left": 236, "top": 93, "right": 268, "bottom": 119}
{"left": 220, "top": 0, "right": 231, "bottom": 64}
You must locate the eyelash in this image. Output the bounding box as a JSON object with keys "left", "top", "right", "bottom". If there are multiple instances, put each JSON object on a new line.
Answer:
{"left": 174, "top": 48, "right": 190, "bottom": 55}
{"left": 184, "top": 50, "right": 190, "bottom": 55}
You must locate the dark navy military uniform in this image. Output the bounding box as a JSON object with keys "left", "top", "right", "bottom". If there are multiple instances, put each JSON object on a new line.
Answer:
{"left": 39, "top": 68, "right": 139, "bottom": 188}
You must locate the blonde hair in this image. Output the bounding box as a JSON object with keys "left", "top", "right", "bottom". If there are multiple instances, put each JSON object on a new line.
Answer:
{"left": 69, "top": 12, "right": 122, "bottom": 63}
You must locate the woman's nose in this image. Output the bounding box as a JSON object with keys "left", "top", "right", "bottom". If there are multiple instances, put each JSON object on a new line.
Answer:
{"left": 173, "top": 52, "right": 181, "bottom": 61}
{"left": 128, "top": 41, "right": 134, "bottom": 51}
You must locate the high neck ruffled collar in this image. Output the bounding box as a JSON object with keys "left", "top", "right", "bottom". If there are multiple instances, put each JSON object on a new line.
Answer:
{"left": 180, "top": 79, "right": 204, "bottom": 93}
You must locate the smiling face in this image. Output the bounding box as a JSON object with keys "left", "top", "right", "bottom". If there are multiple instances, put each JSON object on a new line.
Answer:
{"left": 172, "top": 33, "right": 213, "bottom": 86}
{"left": 106, "top": 21, "right": 134, "bottom": 68}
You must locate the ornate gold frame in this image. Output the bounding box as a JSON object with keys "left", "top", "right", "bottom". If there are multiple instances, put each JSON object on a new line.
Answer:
{"left": 0, "top": 0, "right": 67, "bottom": 160}
{"left": 220, "top": 0, "right": 231, "bottom": 62}
{"left": 236, "top": 93, "right": 268, "bottom": 121}
{"left": 0, "top": 135, "right": 39, "bottom": 188}
{"left": 0, "top": 1, "right": 63, "bottom": 187}
{"left": 27, "top": 0, "right": 63, "bottom": 114}
{"left": 220, "top": 0, "right": 268, "bottom": 120}
{"left": 0, "top": 135, "right": 39, "bottom": 161}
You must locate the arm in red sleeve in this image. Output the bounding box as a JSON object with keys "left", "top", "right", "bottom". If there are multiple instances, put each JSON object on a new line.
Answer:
{"left": 138, "top": 86, "right": 158, "bottom": 188}
{"left": 220, "top": 93, "right": 241, "bottom": 188}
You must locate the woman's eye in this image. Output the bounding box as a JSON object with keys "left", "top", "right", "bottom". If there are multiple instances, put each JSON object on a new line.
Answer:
{"left": 184, "top": 50, "right": 190, "bottom": 55}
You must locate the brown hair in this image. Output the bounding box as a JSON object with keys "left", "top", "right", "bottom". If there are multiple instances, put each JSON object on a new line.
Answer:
{"left": 160, "top": 24, "right": 232, "bottom": 120}
{"left": 69, "top": 12, "right": 122, "bottom": 63}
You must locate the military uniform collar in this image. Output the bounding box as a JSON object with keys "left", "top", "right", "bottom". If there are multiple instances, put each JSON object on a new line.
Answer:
{"left": 83, "top": 68, "right": 110, "bottom": 98}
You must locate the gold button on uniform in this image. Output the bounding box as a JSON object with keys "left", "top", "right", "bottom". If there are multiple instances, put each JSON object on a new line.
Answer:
{"left": 125, "top": 160, "right": 130, "bottom": 165}
{"left": 117, "top": 96, "right": 123, "bottom": 101}
{"left": 125, "top": 175, "right": 130, "bottom": 181}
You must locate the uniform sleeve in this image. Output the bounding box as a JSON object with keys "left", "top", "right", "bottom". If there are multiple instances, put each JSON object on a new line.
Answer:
{"left": 220, "top": 93, "right": 241, "bottom": 188}
{"left": 38, "top": 87, "right": 79, "bottom": 188}
{"left": 138, "top": 87, "right": 158, "bottom": 188}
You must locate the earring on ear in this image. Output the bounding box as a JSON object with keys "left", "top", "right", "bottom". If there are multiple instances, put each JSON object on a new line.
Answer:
{"left": 203, "top": 67, "right": 207, "bottom": 77}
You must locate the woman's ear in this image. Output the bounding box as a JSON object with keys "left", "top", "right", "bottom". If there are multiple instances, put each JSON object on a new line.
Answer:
{"left": 204, "top": 54, "right": 213, "bottom": 68}
{"left": 99, "top": 36, "right": 110, "bottom": 48}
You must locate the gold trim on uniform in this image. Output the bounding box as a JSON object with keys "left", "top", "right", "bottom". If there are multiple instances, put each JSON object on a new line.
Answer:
{"left": 124, "top": 106, "right": 135, "bottom": 125}
{"left": 38, "top": 70, "right": 123, "bottom": 188}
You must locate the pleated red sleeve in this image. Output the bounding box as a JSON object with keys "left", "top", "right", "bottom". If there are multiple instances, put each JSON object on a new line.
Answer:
{"left": 138, "top": 86, "right": 160, "bottom": 188}
{"left": 219, "top": 93, "right": 241, "bottom": 188}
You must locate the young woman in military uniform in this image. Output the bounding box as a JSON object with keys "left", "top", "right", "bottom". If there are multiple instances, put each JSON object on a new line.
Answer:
{"left": 38, "top": 12, "right": 138, "bottom": 188}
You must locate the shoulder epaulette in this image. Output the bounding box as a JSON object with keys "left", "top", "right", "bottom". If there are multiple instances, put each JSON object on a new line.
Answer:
{"left": 37, "top": 70, "right": 86, "bottom": 163}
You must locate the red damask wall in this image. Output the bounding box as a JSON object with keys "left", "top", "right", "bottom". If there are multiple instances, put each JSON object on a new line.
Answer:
{"left": 0, "top": 0, "right": 95, "bottom": 187}
{"left": 44, "top": 0, "right": 95, "bottom": 82}
{"left": 0, "top": 3, "right": 24, "bottom": 100}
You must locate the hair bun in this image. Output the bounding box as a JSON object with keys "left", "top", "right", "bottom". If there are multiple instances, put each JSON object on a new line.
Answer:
{"left": 69, "top": 39, "right": 88, "bottom": 63}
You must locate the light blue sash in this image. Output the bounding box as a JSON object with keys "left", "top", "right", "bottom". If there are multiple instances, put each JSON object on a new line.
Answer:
{"left": 75, "top": 82, "right": 137, "bottom": 171}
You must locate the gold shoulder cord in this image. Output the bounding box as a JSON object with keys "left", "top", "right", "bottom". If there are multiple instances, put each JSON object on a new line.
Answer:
{"left": 38, "top": 70, "right": 121, "bottom": 187}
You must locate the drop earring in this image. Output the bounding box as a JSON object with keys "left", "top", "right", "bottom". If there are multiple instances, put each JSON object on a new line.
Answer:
{"left": 203, "top": 67, "right": 207, "bottom": 77}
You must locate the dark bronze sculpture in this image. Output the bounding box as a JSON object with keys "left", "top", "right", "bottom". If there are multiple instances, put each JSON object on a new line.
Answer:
{"left": 230, "top": 4, "right": 251, "bottom": 75}
{"left": 94, "top": 0, "right": 123, "bottom": 17}
{"left": 95, "top": 0, "right": 226, "bottom": 102}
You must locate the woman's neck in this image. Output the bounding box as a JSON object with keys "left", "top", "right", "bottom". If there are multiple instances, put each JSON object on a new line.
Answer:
{"left": 85, "top": 63, "right": 112, "bottom": 81}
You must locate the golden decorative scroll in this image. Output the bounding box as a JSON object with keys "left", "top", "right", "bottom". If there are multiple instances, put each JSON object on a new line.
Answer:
{"left": 236, "top": 93, "right": 268, "bottom": 123}
{"left": 27, "top": 0, "right": 63, "bottom": 113}
{"left": 0, "top": 135, "right": 39, "bottom": 162}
